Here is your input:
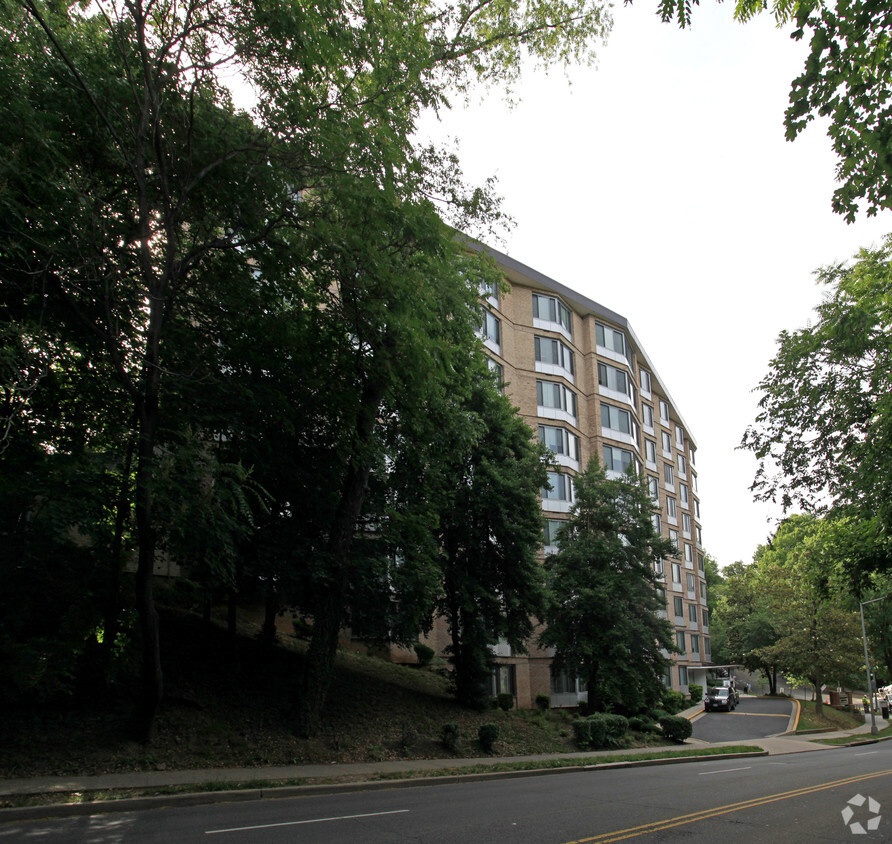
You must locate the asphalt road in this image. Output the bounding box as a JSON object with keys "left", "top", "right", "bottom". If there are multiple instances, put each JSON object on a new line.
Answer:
{"left": 692, "top": 695, "right": 795, "bottom": 743}
{"left": 5, "top": 739, "right": 891, "bottom": 843}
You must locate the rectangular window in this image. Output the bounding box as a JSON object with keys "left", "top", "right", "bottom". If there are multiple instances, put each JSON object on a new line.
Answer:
{"left": 702, "top": 609, "right": 709, "bottom": 628}
{"left": 537, "top": 380, "right": 577, "bottom": 417}
{"left": 698, "top": 553, "right": 705, "bottom": 572}
{"left": 645, "top": 439, "right": 657, "bottom": 464}
{"left": 667, "top": 497, "right": 677, "bottom": 519}
{"left": 543, "top": 518, "right": 563, "bottom": 548}
{"left": 700, "top": 580, "right": 707, "bottom": 599}
{"left": 655, "top": 560, "right": 664, "bottom": 577}
{"left": 651, "top": 513, "right": 662, "bottom": 533}
{"left": 684, "top": 542, "right": 694, "bottom": 562}
{"left": 647, "top": 476, "right": 659, "bottom": 502}
{"left": 679, "top": 483, "right": 689, "bottom": 508}
{"left": 683, "top": 513, "right": 692, "bottom": 536}
{"left": 675, "top": 425, "right": 684, "bottom": 447}
{"left": 539, "top": 424, "right": 580, "bottom": 461}
{"left": 659, "top": 400, "right": 670, "bottom": 424}
{"left": 533, "top": 293, "right": 572, "bottom": 334}
{"left": 490, "top": 664, "right": 516, "bottom": 696}
{"left": 598, "top": 362, "right": 631, "bottom": 397}
{"left": 668, "top": 528, "right": 679, "bottom": 551}
{"left": 671, "top": 562, "right": 682, "bottom": 584}
{"left": 596, "top": 322, "right": 626, "bottom": 356}
{"left": 663, "top": 463, "right": 674, "bottom": 486}
{"left": 642, "top": 403, "right": 654, "bottom": 428}
{"left": 690, "top": 634, "right": 700, "bottom": 654}
{"left": 603, "top": 444, "right": 637, "bottom": 475}
{"left": 543, "top": 471, "right": 575, "bottom": 502}
{"left": 679, "top": 665, "right": 689, "bottom": 685}
{"left": 601, "top": 403, "right": 636, "bottom": 437}
{"left": 661, "top": 431, "right": 672, "bottom": 454}
{"left": 535, "top": 336, "right": 575, "bottom": 375}
{"left": 677, "top": 454, "right": 687, "bottom": 477}
{"left": 686, "top": 572, "right": 696, "bottom": 593}
{"left": 487, "top": 357, "right": 503, "bottom": 388}
{"left": 676, "top": 631, "right": 686, "bottom": 653}
{"left": 688, "top": 604, "right": 698, "bottom": 623}
{"left": 704, "top": 637, "right": 711, "bottom": 657}
{"left": 640, "top": 370, "right": 652, "bottom": 395}
{"left": 481, "top": 310, "right": 500, "bottom": 345}
{"left": 674, "top": 596, "right": 684, "bottom": 617}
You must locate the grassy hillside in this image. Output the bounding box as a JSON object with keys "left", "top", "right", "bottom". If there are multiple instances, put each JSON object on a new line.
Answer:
{"left": 0, "top": 609, "right": 614, "bottom": 779}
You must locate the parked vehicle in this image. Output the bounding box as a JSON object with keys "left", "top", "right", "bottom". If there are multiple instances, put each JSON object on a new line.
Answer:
{"left": 704, "top": 687, "right": 737, "bottom": 712}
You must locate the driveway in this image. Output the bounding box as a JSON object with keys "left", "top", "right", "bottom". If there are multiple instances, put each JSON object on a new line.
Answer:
{"left": 692, "top": 696, "right": 796, "bottom": 743}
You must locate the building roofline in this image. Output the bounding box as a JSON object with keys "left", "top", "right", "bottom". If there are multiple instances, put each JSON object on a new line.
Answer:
{"left": 463, "top": 238, "right": 698, "bottom": 451}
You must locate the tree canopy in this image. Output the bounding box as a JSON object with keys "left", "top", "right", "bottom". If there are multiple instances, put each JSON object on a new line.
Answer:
{"left": 650, "top": 0, "right": 892, "bottom": 220}
{"left": 0, "top": 0, "right": 613, "bottom": 739}
{"left": 741, "top": 236, "right": 892, "bottom": 561}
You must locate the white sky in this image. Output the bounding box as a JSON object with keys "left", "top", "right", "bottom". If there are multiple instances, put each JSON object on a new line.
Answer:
{"left": 418, "top": 2, "right": 892, "bottom": 569}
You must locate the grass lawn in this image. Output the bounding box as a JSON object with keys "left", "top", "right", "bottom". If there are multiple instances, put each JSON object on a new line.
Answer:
{"left": 795, "top": 699, "right": 866, "bottom": 733}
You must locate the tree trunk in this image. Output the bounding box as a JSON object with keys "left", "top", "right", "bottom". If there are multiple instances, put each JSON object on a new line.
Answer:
{"left": 296, "top": 380, "right": 380, "bottom": 735}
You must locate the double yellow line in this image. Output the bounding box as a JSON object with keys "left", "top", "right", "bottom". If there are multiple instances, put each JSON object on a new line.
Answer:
{"left": 566, "top": 768, "right": 892, "bottom": 842}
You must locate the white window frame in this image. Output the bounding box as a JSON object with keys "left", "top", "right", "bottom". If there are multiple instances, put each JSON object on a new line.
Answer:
{"left": 535, "top": 336, "right": 575, "bottom": 383}
{"left": 539, "top": 424, "right": 580, "bottom": 470}
{"left": 532, "top": 293, "right": 572, "bottom": 340}
{"left": 537, "top": 380, "right": 577, "bottom": 425}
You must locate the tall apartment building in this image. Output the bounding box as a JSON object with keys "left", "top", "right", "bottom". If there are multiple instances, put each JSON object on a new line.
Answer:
{"left": 470, "top": 241, "right": 712, "bottom": 707}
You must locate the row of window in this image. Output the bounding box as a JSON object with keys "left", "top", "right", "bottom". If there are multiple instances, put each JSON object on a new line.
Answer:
{"left": 675, "top": 631, "right": 711, "bottom": 657}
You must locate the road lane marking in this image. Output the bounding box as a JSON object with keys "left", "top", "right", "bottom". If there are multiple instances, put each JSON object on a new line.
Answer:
{"left": 205, "top": 809, "right": 410, "bottom": 834}
{"left": 564, "top": 767, "right": 892, "bottom": 843}
{"left": 698, "top": 767, "right": 752, "bottom": 775}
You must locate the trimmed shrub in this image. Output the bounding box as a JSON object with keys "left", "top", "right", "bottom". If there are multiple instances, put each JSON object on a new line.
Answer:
{"left": 662, "top": 690, "right": 687, "bottom": 715}
{"left": 572, "top": 718, "right": 592, "bottom": 748}
{"left": 584, "top": 713, "right": 629, "bottom": 747}
{"left": 413, "top": 643, "right": 434, "bottom": 667}
{"left": 478, "top": 723, "right": 500, "bottom": 752}
{"left": 659, "top": 714, "right": 693, "bottom": 743}
{"left": 649, "top": 708, "right": 670, "bottom": 723}
{"left": 688, "top": 683, "right": 703, "bottom": 703}
{"left": 535, "top": 693, "right": 550, "bottom": 712}
{"left": 440, "top": 722, "right": 461, "bottom": 752}
{"left": 496, "top": 692, "right": 514, "bottom": 712}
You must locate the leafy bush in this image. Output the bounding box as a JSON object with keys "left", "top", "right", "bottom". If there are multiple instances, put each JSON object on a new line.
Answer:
{"left": 661, "top": 690, "right": 687, "bottom": 715}
{"left": 440, "top": 722, "right": 460, "bottom": 752}
{"left": 584, "top": 713, "right": 628, "bottom": 747}
{"left": 535, "top": 693, "right": 550, "bottom": 712}
{"left": 478, "top": 723, "right": 500, "bottom": 752}
{"left": 688, "top": 683, "right": 703, "bottom": 703}
{"left": 572, "top": 718, "right": 592, "bottom": 748}
{"left": 649, "top": 708, "right": 670, "bottom": 722}
{"left": 659, "top": 714, "right": 693, "bottom": 742}
{"left": 628, "top": 715, "right": 658, "bottom": 734}
{"left": 496, "top": 692, "right": 514, "bottom": 712}
{"left": 413, "top": 643, "right": 434, "bottom": 667}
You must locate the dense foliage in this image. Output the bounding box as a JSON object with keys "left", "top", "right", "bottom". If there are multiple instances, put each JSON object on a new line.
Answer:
{"left": 540, "top": 458, "right": 676, "bottom": 714}
{"left": 0, "top": 0, "right": 611, "bottom": 739}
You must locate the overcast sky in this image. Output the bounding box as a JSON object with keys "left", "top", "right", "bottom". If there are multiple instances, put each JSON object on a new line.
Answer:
{"left": 417, "top": 2, "right": 892, "bottom": 568}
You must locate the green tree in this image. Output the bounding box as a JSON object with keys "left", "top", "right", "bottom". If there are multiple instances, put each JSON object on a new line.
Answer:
{"left": 754, "top": 515, "right": 864, "bottom": 715}
{"left": 742, "top": 238, "right": 892, "bottom": 558}
{"left": 2, "top": 0, "right": 612, "bottom": 740}
{"left": 650, "top": 0, "right": 892, "bottom": 220}
{"left": 712, "top": 561, "right": 783, "bottom": 694}
{"left": 433, "top": 366, "right": 550, "bottom": 709}
{"left": 540, "top": 458, "right": 676, "bottom": 714}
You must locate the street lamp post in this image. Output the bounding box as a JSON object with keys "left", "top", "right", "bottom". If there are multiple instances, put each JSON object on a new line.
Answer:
{"left": 859, "top": 595, "right": 889, "bottom": 736}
